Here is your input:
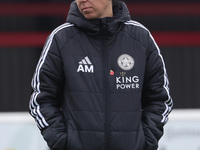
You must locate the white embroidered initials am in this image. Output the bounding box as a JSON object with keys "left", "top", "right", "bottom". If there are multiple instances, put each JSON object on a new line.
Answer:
{"left": 77, "top": 56, "right": 94, "bottom": 73}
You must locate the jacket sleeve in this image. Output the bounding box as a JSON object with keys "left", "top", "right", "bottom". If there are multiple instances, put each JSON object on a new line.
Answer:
{"left": 29, "top": 33, "right": 67, "bottom": 150}
{"left": 142, "top": 32, "right": 173, "bottom": 150}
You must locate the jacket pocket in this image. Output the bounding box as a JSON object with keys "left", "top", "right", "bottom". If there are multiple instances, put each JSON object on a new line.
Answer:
{"left": 143, "top": 127, "right": 158, "bottom": 150}
{"left": 42, "top": 127, "right": 67, "bottom": 150}
{"left": 66, "top": 128, "right": 83, "bottom": 150}
{"left": 135, "top": 128, "right": 147, "bottom": 150}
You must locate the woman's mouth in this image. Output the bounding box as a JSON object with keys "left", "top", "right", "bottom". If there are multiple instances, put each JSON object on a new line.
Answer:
{"left": 82, "top": 7, "right": 92, "bottom": 12}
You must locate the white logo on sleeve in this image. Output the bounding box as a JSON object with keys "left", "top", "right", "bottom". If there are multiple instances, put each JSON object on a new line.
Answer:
{"left": 77, "top": 56, "right": 94, "bottom": 73}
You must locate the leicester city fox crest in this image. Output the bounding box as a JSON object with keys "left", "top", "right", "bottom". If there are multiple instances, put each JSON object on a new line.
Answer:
{"left": 117, "top": 54, "right": 134, "bottom": 71}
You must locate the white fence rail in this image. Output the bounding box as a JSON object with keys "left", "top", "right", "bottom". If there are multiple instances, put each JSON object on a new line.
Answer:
{"left": 0, "top": 112, "right": 48, "bottom": 150}
{"left": 159, "top": 109, "right": 200, "bottom": 150}
{"left": 0, "top": 109, "right": 200, "bottom": 150}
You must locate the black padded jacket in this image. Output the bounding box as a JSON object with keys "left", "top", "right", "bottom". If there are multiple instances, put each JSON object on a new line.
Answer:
{"left": 29, "top": 1, "right": 173, "bottom": 150}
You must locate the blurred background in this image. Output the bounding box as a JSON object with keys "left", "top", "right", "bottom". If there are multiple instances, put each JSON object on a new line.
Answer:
{"left": 0, "top": 0, "right": 200, "bottom": 149}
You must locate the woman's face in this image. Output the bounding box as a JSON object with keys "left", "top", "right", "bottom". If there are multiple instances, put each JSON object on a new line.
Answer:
{"left": 75, "top": 0, "right": 113, "bottom": 19}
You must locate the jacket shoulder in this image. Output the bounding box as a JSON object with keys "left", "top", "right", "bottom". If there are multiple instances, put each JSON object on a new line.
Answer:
{"left": 124, "top": 20, "right": 149, "bottom": 35}
{"left": 51, "top": 22, "right": 78, "bottom": 44}
{"left": 42, "top": 22, "right": 78, "bottom": 58}
{"left": 123, "top": 20, "right": 150, "bottom": 47}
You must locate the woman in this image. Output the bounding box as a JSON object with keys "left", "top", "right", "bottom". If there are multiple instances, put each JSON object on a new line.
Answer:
{"left": 29, "top": 0, "right": 173, "bottom": 150}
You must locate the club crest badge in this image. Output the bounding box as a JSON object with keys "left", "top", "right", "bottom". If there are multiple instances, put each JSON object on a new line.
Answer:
{"left": 117, "top": 54, "right": 134, "bottom": 71}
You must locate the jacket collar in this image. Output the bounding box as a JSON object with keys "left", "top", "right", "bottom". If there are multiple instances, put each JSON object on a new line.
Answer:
{"left": 67, "top": 1, "right": 131, "bottom": 37}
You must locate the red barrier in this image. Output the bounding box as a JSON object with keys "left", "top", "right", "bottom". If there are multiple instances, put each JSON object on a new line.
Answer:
{"left": 0, "top": 3, "right": 69, "bottom": 16}
{"left": 0, "top": 31, "right": 199, "bottom": 47}
{"left": 127, "top": 2, "right": 200, "bottom": 16}
{"left": 152, "top": 31, "right": 200, "bottom": 47}
{"left": 0, "top": 2, "right": 199, "bottom": 47}
{"left": 0, "top": 32, "right": 49, "bottom": 47}
{"left": 0, "top": 2, "right": 200, "bottom": 16}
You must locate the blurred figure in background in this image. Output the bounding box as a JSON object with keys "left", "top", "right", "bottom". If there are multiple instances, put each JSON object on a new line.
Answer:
{"left": 29, "top": 0, "right": 173, "bottom": 150}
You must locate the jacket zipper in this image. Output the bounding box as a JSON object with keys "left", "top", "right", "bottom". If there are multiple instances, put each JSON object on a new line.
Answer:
{"left": 101, "top": 18, "right": 111, "bottom": 150}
